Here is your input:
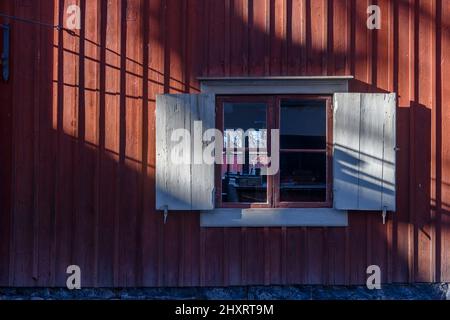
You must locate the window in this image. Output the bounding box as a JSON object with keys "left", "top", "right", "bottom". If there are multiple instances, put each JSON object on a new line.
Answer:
{"left": 155, "top": 80, "right": 396, "bottom": 228}
{"left": 216, "top": 95, "right": 333, "bottom": 208}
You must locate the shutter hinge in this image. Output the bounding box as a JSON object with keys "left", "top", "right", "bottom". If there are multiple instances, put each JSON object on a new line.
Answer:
{"left": 162, "top": 205, "right": 169, "bottom": 224}
{"left": 382, "top": 206, "right": 387, "bottom": 224}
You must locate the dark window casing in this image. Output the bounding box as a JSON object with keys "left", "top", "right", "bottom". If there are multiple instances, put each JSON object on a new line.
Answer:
{"left": 215, "top": 95, "right": 333, "bottom": 209}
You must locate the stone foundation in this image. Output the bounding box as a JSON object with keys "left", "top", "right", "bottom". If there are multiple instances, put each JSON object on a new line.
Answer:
{"left": 0, "top": 284, "right": 449, "bottom": 300}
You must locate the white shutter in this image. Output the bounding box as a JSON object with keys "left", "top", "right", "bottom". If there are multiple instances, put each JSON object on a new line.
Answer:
{"left": 333, "top": 93, "right": 396, "bottom": 211}
{"left": 156, "top": 94, "right": 215, "bottom": 210}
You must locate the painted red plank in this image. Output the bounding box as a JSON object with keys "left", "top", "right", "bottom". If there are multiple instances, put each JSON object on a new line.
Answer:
{"left": 306, "top": 228, "right": 324, "bottom": 284}
{"left": 202, "top": 228, "right": 225, "bottom": 286}
{"left": 249, "top": 0, "right": 268, "bottom": 76}
{"left": 71, "top": 0, "right": 100, "bottom": 287}
{"left": 230, "top": 0, "right": 249, "bottom": 76}
{"left": 307, "top": 0, "right": 327, "bottom": 75}
{"left": 326, "top": 228, "right": 346, "bottom": 285}
{"left": 286, "top": 0, "right": 304, "bottom": 75}
{"left": 331, "top": 0, "right": 349, "bottom": 75}
{"left": 117, "top": 0, "right": 144, "bottom": 286}
{"left": 269, "top": 0, "right": 285, "bottom": 75}
{"left": 244, "top": 228, "right": 265, "bottom": 285}
{"left": 267, "top": 228, "right": 282, "bottom": 284}
{"left": 53, "top": 0, "right": 80, "bottom": 287}
{"left": 141, "top": 0, "right": 164, "bottom": 287}
{"left": 285, "top": 228, "right": 306, "bottom": 284}
{"left": 415, "top": 0, "right": 433, "bottom": 283}
{"left": 393, "top": 0, "right": 413, "bottom": 284}
{"left": 440, "top": 0, "right": 450, "bottom": 282}
{"left": 0, "top": 0, "right": 14, "bottom": 286}
{"left": 96, "top": 0, "right": 120, "bottom": 287}
{"left": 348, "top": 214, "right": 368, "bottom": 285}
{"left": 35, "top": 0, "right": 58, "bottom": 286}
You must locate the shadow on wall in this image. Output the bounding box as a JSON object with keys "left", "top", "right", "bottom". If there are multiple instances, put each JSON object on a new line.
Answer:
{"left": 1, "top": 0, "right": 449, "bottom": 287}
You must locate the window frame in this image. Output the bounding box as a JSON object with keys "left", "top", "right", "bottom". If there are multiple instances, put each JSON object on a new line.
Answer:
{"left": 215, "top": 94, "right": 333, "bottom": 209}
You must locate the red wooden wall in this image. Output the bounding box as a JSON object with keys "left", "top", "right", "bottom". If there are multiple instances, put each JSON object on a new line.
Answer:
{"left": 0, "top": 0, "right": 449, "bottom": 287}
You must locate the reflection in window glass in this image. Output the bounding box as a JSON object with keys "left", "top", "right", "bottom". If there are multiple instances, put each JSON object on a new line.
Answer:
{"left": 279, "top": 152, "right": 327, "bottom": 202}
{"left": 280, "top": 100, "right": 326, "bottom": 150}
{"left": 221, "top": 102, "right": 268, "bottom": 204}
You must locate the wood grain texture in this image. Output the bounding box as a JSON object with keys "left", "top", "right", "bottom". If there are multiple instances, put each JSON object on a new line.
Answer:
{"left": 0, "top": 0, "right": 448, "bottom": 287}
{"left": 334, "top": 93, "right": 396, "bottom": 211}
{"left": 156, "top": 94, "right": 215, "bottom": 210}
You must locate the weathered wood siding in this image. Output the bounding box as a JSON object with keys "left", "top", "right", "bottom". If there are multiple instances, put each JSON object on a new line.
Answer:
{"left": 0, "top": 0, "right": 449, "bottom": 287}
{"left": 333, "top": 93, "right": 396, "bottom": 211}
{"left": 156, "top": 93, "right": 215, "bottom": 211}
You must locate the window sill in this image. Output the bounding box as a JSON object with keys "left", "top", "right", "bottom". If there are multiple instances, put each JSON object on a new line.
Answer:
{"left": 200, "top": 208, "right": 348, "bottom": 228}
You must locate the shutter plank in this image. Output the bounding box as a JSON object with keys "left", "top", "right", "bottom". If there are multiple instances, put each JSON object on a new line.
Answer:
{"left": 333, "top": 93, "right": 361, "bottom": 210}
{"left": 191, "top": 94, "right": 215, "bottom": 210}
{"left": 156, "top": 94, "right": 215, "bottom": 211}
{"left": 358, "top": 94, "right": 385, "bottom": 209}
{"left": 333, "top": 93, "right": 396, "bottom": 211}
{"left": 156, "top": 95, "right": 192, "bottom": 210}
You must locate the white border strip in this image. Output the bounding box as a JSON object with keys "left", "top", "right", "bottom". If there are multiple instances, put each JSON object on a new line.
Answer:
{"left": 200, "top": 208, "right": 348, "bottom": 227}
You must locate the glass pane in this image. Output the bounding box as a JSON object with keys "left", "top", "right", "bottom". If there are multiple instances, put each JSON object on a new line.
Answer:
{"left": 280, "top": 100, "right": 326, "bottom": 149}
{"left": 222, "top": 102, "right": 268, "bottom": 203}
{"left": 279, "top": 152, "right": 327, "bottom": 202}
{"left": 224, "top": 102, "right": 267, "bottom": 149}
{"left": 221, "top": 150, "right": 268, "bottom": 203}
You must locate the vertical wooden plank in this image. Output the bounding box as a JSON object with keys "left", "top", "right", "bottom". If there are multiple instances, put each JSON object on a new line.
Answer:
{"left": 207, "top": 0, "right": 226, "bottom": 76}
{"left": 230, "top": 0, "right": 248, "bottom": 76}
{"left": 0, "top": 0, "right": 14, "bottom": 286}
{"left": 285, "top": 228, "right": 306, "bottom": 283}
{"left": 10, "top": 0, "right": 40, "bottom": 287}
{"left": 191, "top": 94, "right": 215, "bottom": 209}
{"left": 245, "top": 228, "right": 265, "bottom": 285}
{"left": 348, "top": 214, "right": 367, "bottom": 284}
{"left": 307, "top": 228, "right": 324, "bottom": 284}
{"left": 393, "top": 0, "right": 412, "bottom": 284}
{"left": 287, "top": 0, "right": 303, "bottom": 75}
{"left": 415, "top": 0, "right": 433, "bottom": 283}
{"left": 142, "top": 0, "right": 164, "bottom": 288}
{"left": 72, "top": 0, "right": 100, "bottom": 287}
{"left": 333, "top": 93, "right": 361, "bottom": 210}
{"left": 352, "top": 0, "right": 370, "bottom": 92}
{"left": 327, "top": 228, "right": 346, "bottom": 285}
{"left": 156, "top": 93, "right": 215, "bottom": 210}
{"left": 307, "top": 0, "right": 326, "bottom": 75}
{"left": 97, "top": 0, "right": 121, "bottom": 287}
{"left": 166, "top": 0, "right": 184, "bottom": 91}
{"left": 223, "top": 228, "right": 242, "bottom": 285}
{"left": 36, "top": 0, "right": 58, "bottom": 286}
{"left": 118, "top": 0, "right": 144, "bottom": 286}
{"left": 249, "top": 0, "right": 268, "bottom": 76}
{"left": 202, "top": 228, "right": 224, "bottom": 286}
{"left": 267, "top": 228, "right": 282, "bottom": 284}
{"left": 332, "top": 0, "right": 348, "bottom": 75}
{"left": 269, "top": 0, "right": 285, "bottom": 75}
{"left": 440, "top": 0, "right": 450, "bottom": 282}
{"left": 358, "top": 94, "right": 385, "bottom": 209}
{"left": 53, "top": 0, "right": 79, "bottom": 286}
{"left": 156, "top": 95, "right": 191, "bottom": 210}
